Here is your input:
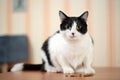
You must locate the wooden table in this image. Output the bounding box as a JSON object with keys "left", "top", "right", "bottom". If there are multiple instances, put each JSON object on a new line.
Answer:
{"left": 0, "top": 67, "right": 120, "bottom": 80}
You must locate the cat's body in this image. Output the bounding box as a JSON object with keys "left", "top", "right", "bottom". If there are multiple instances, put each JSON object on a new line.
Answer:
{"left": 11, "top": 11, "right": 95, "bottom": 75}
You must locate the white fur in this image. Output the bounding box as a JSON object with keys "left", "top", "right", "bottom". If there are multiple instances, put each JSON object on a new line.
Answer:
{"left": 11, "top": 63, "right": 24, "bottom": 72}
{"left": 41, "top": 22, "right": 95, "bottom": 74}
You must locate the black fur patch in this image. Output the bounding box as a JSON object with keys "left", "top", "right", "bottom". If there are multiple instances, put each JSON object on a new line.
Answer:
{"left": 41, "top": 38, "right": 54, "bottom": 66}
{"left": 77, "top": 17, "right": 87, "bottom": 34}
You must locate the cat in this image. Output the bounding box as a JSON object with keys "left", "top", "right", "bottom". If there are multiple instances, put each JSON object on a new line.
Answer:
{"left": 11, "top": 11, "right": 95, "bottom": 75}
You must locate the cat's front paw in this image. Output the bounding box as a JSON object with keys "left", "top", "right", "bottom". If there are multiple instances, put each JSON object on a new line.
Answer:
{"left": 47, "top": 69, "right": 57, "bottom": 72}
{"left": 76, "top": 67, "right": 95, "bottom": 75}
{"left": 46, "top": 67, "right": 58, "bottom": 72}
{"left": 63, "top": 67, "right": 74, "bottom": 74}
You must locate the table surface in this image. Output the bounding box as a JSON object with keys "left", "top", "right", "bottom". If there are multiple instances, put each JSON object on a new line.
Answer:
{"left": 0, "top": 67, "right": 120, "bottom": 80}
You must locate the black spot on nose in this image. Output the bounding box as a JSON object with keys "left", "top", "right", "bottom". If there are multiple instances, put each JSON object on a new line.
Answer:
{"left": 72, "top": 33, "right": 75, "bottom": 36}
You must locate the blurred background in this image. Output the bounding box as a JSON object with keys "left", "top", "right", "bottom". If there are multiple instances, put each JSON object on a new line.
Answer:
{"left": 0, "top": 0, "right": 120, "bottom": 72}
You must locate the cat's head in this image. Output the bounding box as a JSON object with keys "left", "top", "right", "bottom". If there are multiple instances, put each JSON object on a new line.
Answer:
{"left": 59, "top": 11, "right": 88, "bottom": 41}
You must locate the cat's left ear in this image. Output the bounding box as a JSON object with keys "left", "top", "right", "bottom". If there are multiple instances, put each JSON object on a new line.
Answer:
{"left": 79, "top": 11, "right": 88, "bottom": 21}
{"left": 59, "top": 11, "right": 68, "bottom": 22}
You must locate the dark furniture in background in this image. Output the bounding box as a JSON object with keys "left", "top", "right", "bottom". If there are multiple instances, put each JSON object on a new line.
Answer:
{"left": 0, "top": 35, "right": 28, "bottom": 72}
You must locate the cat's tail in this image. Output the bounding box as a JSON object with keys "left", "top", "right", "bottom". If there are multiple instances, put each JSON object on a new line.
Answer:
{"left": 11, "top": 61, "right": 45, "bottom": 72}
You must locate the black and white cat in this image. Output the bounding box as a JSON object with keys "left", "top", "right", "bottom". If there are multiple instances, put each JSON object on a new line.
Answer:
{"left": 11, "top": 11, "right": 95, "bottom": 75}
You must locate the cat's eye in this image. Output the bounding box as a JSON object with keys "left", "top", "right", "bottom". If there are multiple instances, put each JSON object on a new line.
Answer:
{"left": 65, "top": 25, "right": 70, "bottom": 29}
{"left": 76, "top": 26, "right": 81, "bottom": 30}
{"left": 76, "top": 26, "right": 79, "bottom": 30}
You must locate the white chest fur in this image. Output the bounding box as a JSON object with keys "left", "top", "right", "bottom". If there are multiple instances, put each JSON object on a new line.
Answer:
{"left": 49, "top": 32, "right": 93, "bottom": 69}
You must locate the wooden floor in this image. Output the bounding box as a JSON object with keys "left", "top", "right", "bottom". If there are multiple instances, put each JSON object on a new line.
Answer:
{"left": 0, "top": 67, "right": 120, "bottom": 80}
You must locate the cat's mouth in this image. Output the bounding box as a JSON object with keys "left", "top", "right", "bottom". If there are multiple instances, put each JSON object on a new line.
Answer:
{"left": 70, "top": 35, "right": 75, "bottom": 38}
{"left": 69, "top": 35, "right": 78, "bottom": 40}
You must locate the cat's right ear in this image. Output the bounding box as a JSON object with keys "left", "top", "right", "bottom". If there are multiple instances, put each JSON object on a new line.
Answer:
{"left": 59, "top": 11, "right": 68, "bottom": 22}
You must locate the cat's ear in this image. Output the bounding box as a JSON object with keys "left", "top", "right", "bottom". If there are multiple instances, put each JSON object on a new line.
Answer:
{"left": 59, "top": 11, "right": 68, "bottom": 22}
{"left": 79, "top": 11, "right": 88, "bottom": 21}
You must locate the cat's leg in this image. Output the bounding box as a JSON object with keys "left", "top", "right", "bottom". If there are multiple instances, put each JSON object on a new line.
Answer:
{"left": 41, "top": 50, "right": 57, "bottom": 72}
{"left": 58, "top": 55, "right": 74, "bottom": 74}
{"left": 76, "top": 53, "right": 95, "bottom": 75}
{"left": 45, "top": 63, "right": 58, "bottom": 72}
{"left": 51, "top": 57, "right": 62, "bottom": 72}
